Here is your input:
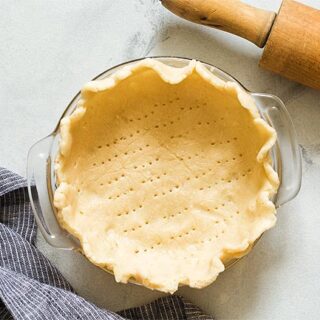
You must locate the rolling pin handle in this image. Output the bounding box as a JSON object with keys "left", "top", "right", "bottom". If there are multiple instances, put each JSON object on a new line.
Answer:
{"left": 160, "top": 0, "right": 277, "bottom": 48}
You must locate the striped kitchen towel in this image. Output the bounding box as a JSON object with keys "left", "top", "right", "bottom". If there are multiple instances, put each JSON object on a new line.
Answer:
{"left": 0, "top": 167, "right": 213, "bottom": 320}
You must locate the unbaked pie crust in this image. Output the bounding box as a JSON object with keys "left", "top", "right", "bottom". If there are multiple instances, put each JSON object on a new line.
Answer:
{"left": 54, "top": 59, "right": 279, "bottom": 293}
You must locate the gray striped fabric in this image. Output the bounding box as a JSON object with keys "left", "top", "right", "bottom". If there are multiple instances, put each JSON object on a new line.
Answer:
{"left": 0, "top": 168, "right": 213, "bottom": 320}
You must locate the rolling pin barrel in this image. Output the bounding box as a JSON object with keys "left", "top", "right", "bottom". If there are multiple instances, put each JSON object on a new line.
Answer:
{"left": 260, "top": 0, "right": 320, "bottom": 89}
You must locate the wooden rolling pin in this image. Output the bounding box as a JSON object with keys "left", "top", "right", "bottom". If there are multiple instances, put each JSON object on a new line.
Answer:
{"left": 160, "top": 0, "right": 320, "bottom": 89}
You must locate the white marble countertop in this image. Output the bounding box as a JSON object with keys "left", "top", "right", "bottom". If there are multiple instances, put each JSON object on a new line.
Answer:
{"left": 1, "top": 1, "right": 320, "bottom": 319}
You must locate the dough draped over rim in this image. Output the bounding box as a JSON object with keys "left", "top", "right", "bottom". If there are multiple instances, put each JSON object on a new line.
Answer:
{"left": 54, "top": 59, "right": 279, "bottom": 293}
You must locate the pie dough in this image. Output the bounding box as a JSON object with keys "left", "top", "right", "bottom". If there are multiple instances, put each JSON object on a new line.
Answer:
{"left": 54, "top": 59, "right": 279, "bottom": 293}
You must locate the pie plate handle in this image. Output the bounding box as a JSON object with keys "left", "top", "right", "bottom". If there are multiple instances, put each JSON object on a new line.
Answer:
{"left": 27, "top": 134, "right": 80, "bottom": 249}
{"left": 251, "top": 93, "right": 302, "bottom": 208}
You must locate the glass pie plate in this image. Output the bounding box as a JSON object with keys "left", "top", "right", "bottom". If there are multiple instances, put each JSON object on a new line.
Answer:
{"left": 27, "top": 56, "right": 302, "bottom": 273}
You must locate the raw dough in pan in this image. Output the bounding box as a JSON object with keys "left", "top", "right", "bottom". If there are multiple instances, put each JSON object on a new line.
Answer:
{"left": 54, "top": 59, "right": 279, "bottom": 293}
